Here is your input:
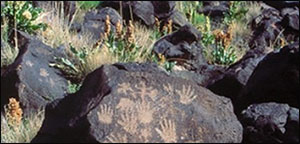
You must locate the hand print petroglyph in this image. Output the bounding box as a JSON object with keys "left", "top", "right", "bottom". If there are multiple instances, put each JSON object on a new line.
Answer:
{"left": 117, "top": 82, "right": 133, "bottom": 94}
{"left": 97, "top": 104, "right": 114, "bottom": 124}
{"left": 117, "top": 110, "right": 138, "bottom": 135}
{"left": 133, "top": 81, "right": 157, "bottom": 101}
{"left": 163, "top": 83, "right": 174, "bottom": 94}
{"left": 137, "top": 101, "right": 156, "bottom": 124}
{"left": 155, "top": 118, "right": 177, "bottom": 143}
{"left": 116, "top": 98, "right": 135, "bottom": 111}
{"left": 139, "top": 127, "right": 152, "bottom": 142}
{"left": 106, "top": 132, "right": 128, "bottom": 143}
{"left": 25, "top": 60, "right": 33, "bottom": 67}
{"left": 40, "top": 68, "right": 49, "bottom": 77}
{"left": 176, "top": 85, "right": 197, "bottom": 105}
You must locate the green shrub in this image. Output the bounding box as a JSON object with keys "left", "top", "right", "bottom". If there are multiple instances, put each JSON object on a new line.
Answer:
{"left": 212, "top": 43, "right": 237, "bottom": 65}
{"left": 77, "top": 1, "right": 101, "bottom": 10}
{"left": 224, "top": 1, "right": 248, "bottom": 25}
{"left": 1, "top": 1, "right": 47, "bottom": 35}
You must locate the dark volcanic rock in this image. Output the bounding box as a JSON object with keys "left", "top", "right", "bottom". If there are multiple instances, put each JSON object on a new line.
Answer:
{"left": 237, "top": 41, "right": 299, "bottom": 113}
{"left": 32, "top": 1, "right": 76, "bottom": 22}
{"left": 264, "top": 1, "right": 299, "bottom": 10}
{"left": 101, "top": 1, "right": 188, "bottom": 28}
{"left": 32, "top": 63, "right": 242, "bottom": 143}
{"left": 240, "top": 102, "right": 299, "bottom": 143}
{"left": 73, "top": 7, "right": 122, "bottom": 40}
{"left": 153, "top": 24, "right": 202, "bottom": 64}
{"left": 250, "top": 8, "right": 283, "bottom": 52}
{"left": 1, "top": 32, "right": 68, "bottom": 116}
{"left": 198, "top": 1, "right": 230, "bottom": 17}
{"left": 207, "top": 49, "right": 267, "bottom": 106}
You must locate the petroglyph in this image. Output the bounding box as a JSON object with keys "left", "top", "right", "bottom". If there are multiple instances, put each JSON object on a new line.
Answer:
{"left": 106, "top": 132, "right": 128, "bottom": 143}
{"left": 25, "top": 60, "right": 33, "bottom": 67}
{"left": 133, "top": 81, "right": 158, "bottom": 101}
{"left": 117, "top": 109, "right": 138, "bottom": 135}
{"left": 97, "top": 104, "right": 114, "bottom": 124}
{"left": 116, "top": 98, "right": 135, "bottom": 111}
{"left": 163, "top": 83, "right": 174, "bottom": 94}
{"left": 40, "top": 68, "right": 49, "bottom": 77}
{"left": 117, "top": 82, "right": 133, "bottom": 94}
{"left": 137, "top": 101, "right": 155, "bottom": 124}
{"left": 176, "top": 85, "right": 197, "bottom": 105}
{"left": 139, "top": 127, "right": 152, "bottom": 142}
{"left": 155, "top": 118, "right": 177, "bottom": 143}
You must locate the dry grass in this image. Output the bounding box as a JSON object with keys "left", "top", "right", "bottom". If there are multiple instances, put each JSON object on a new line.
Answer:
{"left": 132, "top": 21, "right": 157, "bottom": 62}
{"left": 34, "top": 2, "right": 118, "bottom": 80}
{"left": 1, "top": 17, "right": 19, "bottom": 68}
{"left": 1, "top": 110, "right": 45, "bottom": 143}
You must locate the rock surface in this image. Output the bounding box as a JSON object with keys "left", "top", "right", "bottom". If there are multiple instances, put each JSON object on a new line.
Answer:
{"left": 240, "top": 102, "right": 299, "bottom": 143}
{"left": 101, "top": 1, "right": 188, "bottom": 28}
{"left": 237, "top": 41, "right": 299, "bottom": 113}
{"left": 1, "top": 32, "right": 68, "bottom": 116}
{"left": 32, "top": 63, "right": 243, "bottom": 143}
{"left": 207, "top": 49, "right": 267, "bottom": 106}
{"left": 72, "top": 7, "right": 122, "bottom": 41}
{"left": 198, "top": 1, "right": 230, "bottom": 17}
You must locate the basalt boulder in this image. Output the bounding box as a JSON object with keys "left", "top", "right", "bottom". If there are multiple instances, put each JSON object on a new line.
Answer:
{"left": 32, "top": 63, "right": 242, "bottom": 143}
{"left": 71, "top": 7, "right": 122, "bottom": 41}
{"left": 240, "top": 102, "right": 299, "bottom": 143}
{"left": 237, "top": 41, "right": 299, "bottom": 113}
{"left": 1, "top": 32, "right": 68, "bottom": 116}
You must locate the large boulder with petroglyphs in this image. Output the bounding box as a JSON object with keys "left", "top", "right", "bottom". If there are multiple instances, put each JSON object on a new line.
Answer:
{"left": 32, "top": 63, "right": 242, "bottom": 143}
{"left": 1, "top": 32, "right": 68, "bottom": 117}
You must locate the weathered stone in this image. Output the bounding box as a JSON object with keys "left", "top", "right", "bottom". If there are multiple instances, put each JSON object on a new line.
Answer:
{"left": 32, "top": 63, "right": 242, "bottom": 143}
{"left": 240, "top": 102, "right": 299, "bottom": 143}
{"left": 264, "top": 1, "right": 299, "bottom": 10}
{"left": 250, "top": 8, "right": 283, "bottom": 52}
{"left": 207, "top": 49, "right": 267, "bottom": 107}
{"left": 101, "top": 1, "right": 188, "bottom": 30}
{"left": 75, "top": 7, "right": 122, "bottom": 40}
{"left": 198, "top": 1, "right": 230, "bottom": 17}
{"left": 237, "top": 41, "right": 299, "bottom": 113}
{"left": 153, "top": 24, "right": 201, "bottom": 62}
{"left": 1, "top": 32, "right": 68, "bottom": 116}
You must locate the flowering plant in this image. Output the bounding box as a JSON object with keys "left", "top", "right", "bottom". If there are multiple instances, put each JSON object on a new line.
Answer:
{"left": 1, "top": 1, "right": 47, "bottom": 35}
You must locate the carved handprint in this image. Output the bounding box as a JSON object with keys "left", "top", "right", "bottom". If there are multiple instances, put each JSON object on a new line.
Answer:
{"left": 176, "top": 85, "right": 197, "bottom": 105}
{"left": 106, "top": 132, "right": 127, "bottom": 143}
{"left": 116, "top": 98, "right": 134, "bottom": 111}
{"left": 117, "top": 82, "right": 133, "bottom": 94}
{"left": 137, "top": 101, "right": 156, "bottom": 124}
{"left": 117, "top": 110, "right": 138, "bottom": 135}
{"left": 155, "top": 118, "right": 177, "bottom": 143}
{"left": 97, "top": 104, "right": 114, "bottom": 124}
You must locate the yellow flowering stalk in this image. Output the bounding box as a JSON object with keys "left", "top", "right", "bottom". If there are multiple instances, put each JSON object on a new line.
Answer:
{"left": 155, "top": 17, "right": 160, "bottom": 29}
{"left": 116, "top": 19, "right": 123, "bottom": 39}
{"left": 158, "top": 53, "right": 166, "bottom": 66}
{"left": 126, "top": 20, "right": 135, "bottom": 45}
{"left": 167, "top": 19, "right": 173, "bottom": 34}
{"left": 104, "top": 15, "right": 111, "bottom": 40}
{"left": 5, "top": 98, "right": 23, "bottom": 127}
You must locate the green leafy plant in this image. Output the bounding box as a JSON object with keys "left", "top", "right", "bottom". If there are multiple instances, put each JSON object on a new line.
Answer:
{"left": 49, "top": 43, "right": 89, "bottom": 83}
{"left": 1, "top": 1, "right": 47, "bottom": 35}
{"left": 67, "top": 81, "right": 81, "bottom": 94}
{"left": 224, "top": 1, "right": 248, "bottom": 25}
{"left": 212, "top": 43, "right": 237, "bottom": 65}
{"left": 77, "top": 1, "right": 101, "bottom": 10}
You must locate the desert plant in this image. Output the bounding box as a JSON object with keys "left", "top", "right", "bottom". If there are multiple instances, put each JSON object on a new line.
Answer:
{"left": 1, "top": 108, "right": 44, "bottom": 143}
{"left": 77, "top": 1, "right": 101, "bottom": 10}
{"left": 223, "top": 1, "right": 248, "bottom": 25}
{"left": 1, "top": 1, "right": 47, "bottom": 35}
{"left": 1, "top": 17, "right": 19, "bottom": 68}
{"left": 212, "top": 43, "right": 237, "bottom": 65}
